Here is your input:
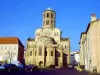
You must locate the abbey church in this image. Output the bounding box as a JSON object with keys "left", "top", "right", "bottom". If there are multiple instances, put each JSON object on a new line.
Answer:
{"left": 25, "top": 7, "right": 70, "bottom": 67}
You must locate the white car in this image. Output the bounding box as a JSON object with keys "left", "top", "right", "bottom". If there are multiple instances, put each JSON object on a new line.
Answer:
{"left": 68, "top": 64, "right": 74, "bottom": 69}
{"left": 11, "top": 60, "right": 23, "bottom": 71}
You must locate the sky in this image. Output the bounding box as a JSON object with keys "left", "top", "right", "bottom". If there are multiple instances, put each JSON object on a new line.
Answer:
{"left": 0, "top": 0, "right": 100, "bottom": 52}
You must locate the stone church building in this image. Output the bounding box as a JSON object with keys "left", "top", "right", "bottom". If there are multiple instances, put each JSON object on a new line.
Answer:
{"left": 25, "top": 7, "right": 70, "bottom": 67}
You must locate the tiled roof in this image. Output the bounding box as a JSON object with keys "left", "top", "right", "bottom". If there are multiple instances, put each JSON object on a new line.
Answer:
{"left": 0, "top": 37, "right": 24, "bottom": 47}
{"left": 0, "top": 37, "right": 18, "bottom": 44}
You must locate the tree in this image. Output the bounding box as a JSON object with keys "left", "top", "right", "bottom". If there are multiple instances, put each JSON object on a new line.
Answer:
{"left": 6, "top": 50, "right": 16, "bottom": 64}
{"left": 39, "top": 61, "right": 43, "bottom": 67}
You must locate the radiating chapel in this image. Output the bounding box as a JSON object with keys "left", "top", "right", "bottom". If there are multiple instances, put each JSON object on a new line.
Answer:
{"left": 25, "top": 7, "right": 70, "bottom": 67}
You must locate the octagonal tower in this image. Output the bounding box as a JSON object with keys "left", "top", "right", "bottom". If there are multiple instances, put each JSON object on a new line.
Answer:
{"left": 42, "top": 7, "right": 56, "bottom": 28}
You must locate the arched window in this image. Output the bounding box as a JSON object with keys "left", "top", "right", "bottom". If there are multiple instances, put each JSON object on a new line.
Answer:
{"left": 30, "top": 51, "right": 32, "bottom": 56}
{"left": 37, "top": 33, "right": 40, "bottom": 36}
{"left": 51, "top": 51, "right": 53, "bottom": 56}
{"left": 39, "top": 46, "right": 42, "bottom": 56}
{"left": 55, "top": 33, "right": 59, "bottom": 36}
{"left": 35, "top": 51, "right": 37, "bottom": 56}
{"left": 46, "top": 20, "right": 49, "bottom": 25}
{"left": 45, "top": 47, "right": 47, "bottom": 56}
{"left": 47, "top": 13, "right": 49, "bottom": 18}
{"left": 51, "top": 13, "right": 53, "bottom": 18}
{"left": 65, "top": 45, "right": 66, "bottom": 49}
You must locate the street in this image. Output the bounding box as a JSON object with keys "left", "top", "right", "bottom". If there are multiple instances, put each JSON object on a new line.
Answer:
{"left": 1, "top": 67, "right": 90, "bottom": 75}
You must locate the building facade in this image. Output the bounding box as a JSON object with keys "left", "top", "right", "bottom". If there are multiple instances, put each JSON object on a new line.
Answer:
{"left": 0, "top": 37, "right": 24, "bottom": 64}
{"left": 25, "top": 7, "right": 70, "bottom": 67}
{"left": 79, "top": 13, "right": 100, "bottom": 73}
{"left": 79, "top": 33, "right": 87, "bottom": 69}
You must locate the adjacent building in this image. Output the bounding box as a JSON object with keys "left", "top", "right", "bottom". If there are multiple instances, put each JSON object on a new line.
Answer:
{"left": 0, "top": 37, "right": 24, "bottom": 64}
{"left": 79, "top": 13, "right": 100, "bottom": 73}
{"left": 25, "top": 7, "right": 70, "bottom": 68}
{"left": 79, "top": 32, "right": 87, "bottom": 69}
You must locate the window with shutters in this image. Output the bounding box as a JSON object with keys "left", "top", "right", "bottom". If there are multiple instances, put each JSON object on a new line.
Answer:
{"left": 5, "top": 46, "right": 7, "bottom": 50}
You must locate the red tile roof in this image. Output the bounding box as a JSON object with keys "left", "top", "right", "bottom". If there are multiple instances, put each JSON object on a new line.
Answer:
{"left": 0, "top": 37, "right": 24, "bottom": 47}
{"left": 0, "top": 37, "right": 18, "bottom": 44}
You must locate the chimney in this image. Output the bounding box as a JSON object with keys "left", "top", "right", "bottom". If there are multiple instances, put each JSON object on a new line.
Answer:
{"left": 91, "top": 13, "right": 96, "bottom": 22}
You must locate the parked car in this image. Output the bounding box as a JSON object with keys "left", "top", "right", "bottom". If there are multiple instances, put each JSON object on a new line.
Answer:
{"left": 3, "top": 64, "right": 18, "bottom": 72}
{"left": 11, "top": 60, "right": 24, "bottom": 71}
{"left": 68, "top": 64, "right": 74, "bottom": 69}
{"left": 49, "top": 64, "right": 55, "bottom": 69}
{"left": 25, "top": 65, "right": 39, "bottom": 72}
{"left": 14, "top": 62, "right": 24, "bottom": 71}
{"left": 0, "top": 64, "right": 5, "bottom": 72}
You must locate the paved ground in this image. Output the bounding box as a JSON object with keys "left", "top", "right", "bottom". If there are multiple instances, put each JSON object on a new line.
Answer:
{"left": 0, "top": 68, "right": 93, "bottom": 75}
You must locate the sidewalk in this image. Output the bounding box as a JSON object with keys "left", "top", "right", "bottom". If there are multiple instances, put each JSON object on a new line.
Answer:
{"left": 74, "top": 66, "right": 83, "bottom": 72}
{"left": 74, "top": 66, "right": 100, "bottom": 75}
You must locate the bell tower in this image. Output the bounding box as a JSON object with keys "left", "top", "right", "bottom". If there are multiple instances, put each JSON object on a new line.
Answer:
{"left": 42, "top": 7, "right": 56, "bottom": 28}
